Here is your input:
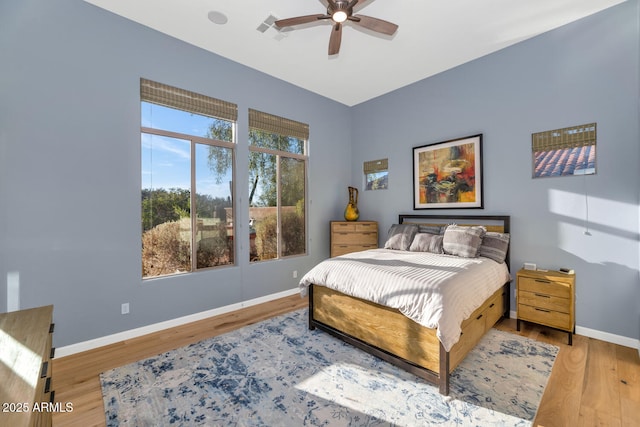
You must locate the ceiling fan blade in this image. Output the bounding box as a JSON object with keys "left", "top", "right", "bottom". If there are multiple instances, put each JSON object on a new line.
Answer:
{"left": 328, "top": 22, "right": 342, "bottom": 55}
{"left": 275, "top": 14, "right": 328, "bottom": 28}
{"left": 350, "top": 14, "right": 398, "bottom": 35}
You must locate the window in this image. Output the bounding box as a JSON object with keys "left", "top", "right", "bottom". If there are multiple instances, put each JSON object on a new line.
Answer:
{"left": 364, "top": 158, "right": 389, "bottom": 190}
{"left": 532, "top": 123, "right": 596, "bottom": 178}
{"left": 248, "top": 109, "right": 308, "bottom": 262}
{"left": 141, "top": 79, "right": 237, "bottom": 279}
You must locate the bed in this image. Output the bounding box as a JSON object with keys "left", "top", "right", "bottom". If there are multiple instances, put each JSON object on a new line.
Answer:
{"left": 299, "top": 214, "right": 511, "bottom": 395}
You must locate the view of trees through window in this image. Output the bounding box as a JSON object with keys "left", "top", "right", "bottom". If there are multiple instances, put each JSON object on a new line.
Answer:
{"left": 140, "top": 83, "right": 309, "bottom": 277}
{"left": 248, "top": 110, "right": 308, "bottom": 262}
{"left": 141, "top": 100, "right": 235, "bottom": 279}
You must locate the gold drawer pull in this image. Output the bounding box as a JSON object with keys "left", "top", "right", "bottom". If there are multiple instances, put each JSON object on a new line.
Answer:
{"left": 534, "top": 293, "right": 550, "bottom": 298}
{"left": 535, "top": 308, "right": 551, "bottom": 313}
{"left": 535, "top": 279, "right": 551, "bottom": 284}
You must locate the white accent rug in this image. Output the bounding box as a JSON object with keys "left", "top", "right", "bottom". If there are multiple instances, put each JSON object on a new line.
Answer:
{"left": 101, "top": 309, "right": 558, "bottom": 426}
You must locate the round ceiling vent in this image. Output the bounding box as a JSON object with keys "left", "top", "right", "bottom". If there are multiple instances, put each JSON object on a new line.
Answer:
{"left": 208, "top": 11, "right": 228, "bottom": 25}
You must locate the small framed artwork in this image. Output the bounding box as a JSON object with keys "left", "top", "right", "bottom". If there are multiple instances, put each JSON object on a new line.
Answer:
{"left": 413, "top": 134, "right": 483, "bottom": 209}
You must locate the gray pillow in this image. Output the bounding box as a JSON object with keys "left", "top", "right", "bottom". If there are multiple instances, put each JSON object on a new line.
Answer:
{"left": 442, "top": 225, "right": 486, "bottom": 258}
{"left": 409, "top": 233, "right": 444, "bottom": 253}
{"left": 417, "top": 225, "right": 443, "bottom": 235}
{"left": 384, "top": 224, "right": 419, "bottom": 251}
{"left": 478, "top": 232, "right": 510, "bottom": 263}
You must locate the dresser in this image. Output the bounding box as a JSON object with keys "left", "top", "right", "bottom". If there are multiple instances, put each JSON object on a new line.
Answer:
{"left": 516, "top": 269, "right": 575, "bottom": 345}
{"left": 330, "top": 221, "right": 378, "bottom": 257}
{"left": 0, "top": 305, "right": 55, "bottom": 427}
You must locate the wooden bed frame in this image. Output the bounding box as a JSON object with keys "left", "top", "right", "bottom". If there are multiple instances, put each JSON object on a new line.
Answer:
{"left": 308, "top": 214, "right": 511, "bottom": 395}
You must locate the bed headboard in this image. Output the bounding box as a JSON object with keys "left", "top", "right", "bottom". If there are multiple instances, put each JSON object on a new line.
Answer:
{"left": 398, "top": 214, "right": 511, "bottom": 268}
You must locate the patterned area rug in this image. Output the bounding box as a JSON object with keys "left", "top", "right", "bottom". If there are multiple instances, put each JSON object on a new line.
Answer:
{"left": 100, "top": 309, "right": 558, "bottom": 426}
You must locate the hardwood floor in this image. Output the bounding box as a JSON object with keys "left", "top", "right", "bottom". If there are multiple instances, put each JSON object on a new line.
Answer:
{"left": 52, "top": 295, "right": 639, "bottom": 426}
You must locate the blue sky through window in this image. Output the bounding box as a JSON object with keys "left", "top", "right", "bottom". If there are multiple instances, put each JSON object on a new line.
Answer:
{"left": 141, "top": 102, "right": 233, "bottom": 197}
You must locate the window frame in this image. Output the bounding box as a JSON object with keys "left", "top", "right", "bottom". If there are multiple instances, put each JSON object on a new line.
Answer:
{"left": 141, "top": 126, "right": 237, "bottom": 275}
{"left": 140, "top": 79, "right": 238, "bottom": 279}
{"left": 248, "top": 110, "right": 309, "bottom": 262}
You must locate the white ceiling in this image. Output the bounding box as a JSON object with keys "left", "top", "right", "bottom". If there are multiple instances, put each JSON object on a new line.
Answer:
{"left": 84, "top": 0, "right": 626, "bottom": 106}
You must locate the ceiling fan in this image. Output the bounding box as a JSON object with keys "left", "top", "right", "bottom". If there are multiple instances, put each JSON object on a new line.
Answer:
{"left": 274, "top": 0, "right": 398, "bottom": 55}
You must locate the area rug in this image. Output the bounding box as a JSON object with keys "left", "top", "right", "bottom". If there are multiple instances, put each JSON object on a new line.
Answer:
{"left": 100, "top": 309, "right": 558, "bottom": 426}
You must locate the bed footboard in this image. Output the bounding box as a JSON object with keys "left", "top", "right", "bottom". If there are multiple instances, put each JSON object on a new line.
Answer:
{"left": 308, "top": 283, "right": 509, "bottom": 395}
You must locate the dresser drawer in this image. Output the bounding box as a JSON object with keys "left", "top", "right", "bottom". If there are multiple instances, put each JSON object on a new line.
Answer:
{"left": 519, "top": 290, "right": 569, "bottom": 313}
{"left": 518, "top": 276, "right": 571, "bottom": 299}
{"left": 331, "top": 222, "right": 377, "bottom": 233}
{"left": 518, "top": 304, "right": 571, "bottom": 330}
{"left": 332, "top": 231, "right": 378, "bottom": 245}
{"left": 331, "top": 244, "right": 377, "bottom": 257}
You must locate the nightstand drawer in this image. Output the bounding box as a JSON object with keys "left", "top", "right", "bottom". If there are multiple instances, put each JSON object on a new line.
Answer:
{"left": 518, "top": 276, "right": 571, "bottom": 299}
{"left": 519, "top": 290, "right": 570, "bottom": 313}
{"left": 518, "top": 304, "right": 571, "bottom": 330}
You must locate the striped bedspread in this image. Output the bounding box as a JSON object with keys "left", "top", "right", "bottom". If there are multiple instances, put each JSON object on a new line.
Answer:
{"left": 299, "top": 249, "right": 511, "bottom": 352}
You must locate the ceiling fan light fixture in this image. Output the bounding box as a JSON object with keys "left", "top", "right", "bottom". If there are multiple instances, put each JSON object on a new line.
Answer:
{"left": 332, "top": 10, "right": 348, "bottom": 23}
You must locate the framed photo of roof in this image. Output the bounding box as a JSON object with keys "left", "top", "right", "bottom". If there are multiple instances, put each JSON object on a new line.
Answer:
{"left": 532, "top": 123, "right": 596, "bottom": 178}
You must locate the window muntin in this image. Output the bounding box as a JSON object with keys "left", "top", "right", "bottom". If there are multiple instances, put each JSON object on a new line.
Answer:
{"left": 141, "top": 82, "right": 236, "bottom": 279}
{"left": 248, "top": 110, "right": 308, "bottom": 262}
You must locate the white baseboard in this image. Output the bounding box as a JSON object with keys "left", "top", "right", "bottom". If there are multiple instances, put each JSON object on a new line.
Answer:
{"left": 56, "top": 288, "right": 300, "bottom": 358}
{"left": 58, "top": 297, "right": 638, "bottom": 358}
{"left": 509, "top": 310, "right": 639, "bottom": 351}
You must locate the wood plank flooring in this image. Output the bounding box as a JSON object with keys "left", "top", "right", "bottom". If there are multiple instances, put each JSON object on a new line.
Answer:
{"left": 52, "top": 295, "right": 639, "bottom": 426}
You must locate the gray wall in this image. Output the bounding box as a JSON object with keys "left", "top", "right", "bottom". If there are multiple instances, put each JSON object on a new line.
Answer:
{"left": 0, "top": 0, "right": 352, "bottom": 347}
{"left": 1, "top": 0, "right": 638, "bottom": 348}
{"left": 351, "top": 0, "right": 640, "bottom": 341}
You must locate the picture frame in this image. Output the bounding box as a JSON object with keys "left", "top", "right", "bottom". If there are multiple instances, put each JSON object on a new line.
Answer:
{"left": 413, "top": 134, "right": 483, "bottom": 209}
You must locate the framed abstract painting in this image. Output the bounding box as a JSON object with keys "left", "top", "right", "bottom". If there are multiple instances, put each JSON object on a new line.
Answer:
{"left": 413, "top": 134, "right": 483, "bottom": 209}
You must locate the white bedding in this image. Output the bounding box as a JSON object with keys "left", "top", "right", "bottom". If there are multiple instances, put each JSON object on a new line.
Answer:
{"left": 299, "top": 249, "right": 511, "bottom": 352}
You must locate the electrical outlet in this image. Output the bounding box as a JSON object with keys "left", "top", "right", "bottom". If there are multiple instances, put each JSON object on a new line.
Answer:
{"left": 293, "top": 270, "right": 298, "bottom": 279}
{"left": 121, "top": 303, "right": 130, "bottom": 315}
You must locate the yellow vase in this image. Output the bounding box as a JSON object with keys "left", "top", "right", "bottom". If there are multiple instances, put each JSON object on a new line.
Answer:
{"left": 344, "top": 186, "right": 359, "bottom": 221}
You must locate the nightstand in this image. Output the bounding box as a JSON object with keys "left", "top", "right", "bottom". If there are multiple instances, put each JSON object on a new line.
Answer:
{"left": 516, "top": 268, "right": 575, "bottom": 345}
{"left": 330, "top": 221, "right": 378, "bottom": 257}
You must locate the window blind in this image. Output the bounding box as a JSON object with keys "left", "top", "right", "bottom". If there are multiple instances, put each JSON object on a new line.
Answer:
{"left": 532, "top": 123, "right": 596, "bottom": 152}
{"left": 140, "top": 78, "right": 237, "bottom": 122}
{"left": 249, "top": 109, "right": 309, "bottom": 140}
{"left": 363, "top": 158, "right": 388, "bottom": 173}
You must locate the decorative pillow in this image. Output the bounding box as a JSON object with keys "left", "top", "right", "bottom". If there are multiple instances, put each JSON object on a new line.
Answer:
{"left": 417, "top": 225, "right": 443, "bottom": 235}
{"left": 478, "top": 232, "right": 510, "bottom": 263}
{"left": 442, "top": 225, "right": 486, "bottom": 258}
{"left": 409, "top": 233, "right": 444, "bottom": 253}
{"left": 384, "top": 224, "right": 419, "bottom": 251}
